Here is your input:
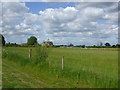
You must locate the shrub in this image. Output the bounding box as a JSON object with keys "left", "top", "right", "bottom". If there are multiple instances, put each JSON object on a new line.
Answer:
{"left": 34, "top": 46, "right": 49, "bottom": 65}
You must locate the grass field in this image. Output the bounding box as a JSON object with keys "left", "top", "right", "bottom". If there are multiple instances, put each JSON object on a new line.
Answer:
{"left": 2, "top": 47, "right": 118, "bottom": 88}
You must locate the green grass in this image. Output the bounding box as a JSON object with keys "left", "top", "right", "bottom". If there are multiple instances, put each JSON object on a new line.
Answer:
{"left": 2, "top": 47, "right": 118, "bottom": 88}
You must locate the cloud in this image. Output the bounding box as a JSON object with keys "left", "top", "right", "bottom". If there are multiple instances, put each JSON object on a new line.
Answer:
{"left": 39, "top": 2, "right": 118, "bottom": 40}
{"left": 1, "top": 2, "right": 118, "bottom": 45}
{"left": 2, "top": 2, "right": 29, "bottom": 25}
{"left": 1, "top": 2, "right": 43, "bottom": 43}
{"left": 40, "top": 0, "right": 119, "bottom": 2}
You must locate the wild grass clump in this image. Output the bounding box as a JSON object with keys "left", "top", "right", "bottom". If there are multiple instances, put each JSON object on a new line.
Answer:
{"left": 33, "top": 46, "right": 49, "bottom": 65}
{"left": 2, "top": 49, "right": 8, "bottom": 58}
{"left": 2, "top": 46, "right": 49, "bottom": 66}
{"left": 2, "top": 49, "right": 30, "bottom": 66}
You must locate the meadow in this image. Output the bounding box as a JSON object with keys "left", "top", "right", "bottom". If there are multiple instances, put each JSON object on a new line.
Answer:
{"left": 2, "top": 47, "right": 118, "bottom": 88}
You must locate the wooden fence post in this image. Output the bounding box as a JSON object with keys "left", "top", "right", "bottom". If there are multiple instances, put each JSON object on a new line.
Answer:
{"left": 49, "top": 61, "right": 51, "bottom": 67}
{"left": 62, "top": 56, "right": 64, "bottom": 70}
{"left": 77, "top": 72, "right": 80, "bottom": 84}
{"left": 29, "top": 48, "right": 32, "bottom": 59}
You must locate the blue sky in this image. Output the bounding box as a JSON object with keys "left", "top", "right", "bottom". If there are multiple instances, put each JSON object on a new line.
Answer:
{"left": 1, "top": 2, "right": 118, "bottom": 45}
{"left": 97, "top": 20, "right": 106, "bottom": 24}
{"left": 26, "top": 2, "right": 76, "bottom": 14}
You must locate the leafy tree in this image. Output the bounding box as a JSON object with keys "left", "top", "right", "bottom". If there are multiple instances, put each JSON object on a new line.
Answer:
{"left": 69, "top": 43, "right": 74, "bottom": 47}
{"left": 27, "top": 36, "right": 38, "bottom": 45}
{"left": 105, "top": 42, "right": 111, "bottom": 47}
{"left": 112, "top": 45, "right": 116, "bottom": 48}
{"left": 81, "top": 45, "right": 85, "bottom": 48}
{"left": 116, "top": 44, "right": 120, "bottom": 48}
{"left": 0, "top": 34, "right": 5, "bottom": 46}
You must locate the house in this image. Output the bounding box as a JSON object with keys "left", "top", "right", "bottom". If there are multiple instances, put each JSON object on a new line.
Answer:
{"left": 42, "top": 39, "right": 53, "bottom": 46}
{"left": 21, "top": 43, "right": 28, "bottom": 45}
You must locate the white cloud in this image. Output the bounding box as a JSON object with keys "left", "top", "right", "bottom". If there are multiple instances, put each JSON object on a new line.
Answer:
{"left": 2, "top": 2, "right": 29, "bottom": 25}
{"left": 39, "top": 2, "right": 117, "bottom": 39}
{"left": 39, "top": 7, "right": 78, "bottom": 23}
{"left": 23, "top": 13, "right": 40, "bottom": 24}
{"left": 1, "top": 2, "right": 118, "bottom": 45}
{"left": 1, "top": 2, "right": 43, "bottom": 43}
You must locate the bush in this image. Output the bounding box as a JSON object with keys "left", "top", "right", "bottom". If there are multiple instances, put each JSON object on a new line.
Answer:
{"left": 34, "top": 46, "right": 49, "bottom": 65}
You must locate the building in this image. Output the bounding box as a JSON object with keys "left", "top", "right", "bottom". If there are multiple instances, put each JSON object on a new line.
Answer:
{"left": 42, "top": 39, "right": 53, "bottom": 46}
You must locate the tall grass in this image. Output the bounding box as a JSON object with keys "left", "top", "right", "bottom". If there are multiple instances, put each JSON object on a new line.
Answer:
{"left": 43, "top": 60, "right": 118, "bottom": 88}
{"left": 33, "top": 46, "right": 49, "bottom": 65}
{"left": 2, "top": 49, "right": 30, "bottom": 66}
{"left": 2, "top": 47, "right": 118, "bottom": 88}
{"left": 2, "top": 46, "right": 49, "bottom": 66}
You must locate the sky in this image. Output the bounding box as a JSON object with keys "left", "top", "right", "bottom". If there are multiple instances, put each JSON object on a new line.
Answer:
{"left": 0, "top": 2, "right": 119, "bottom": 45}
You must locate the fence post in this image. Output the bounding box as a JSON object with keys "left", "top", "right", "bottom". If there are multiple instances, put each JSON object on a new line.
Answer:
{"left": 77, "top": 72, "right": 80, "bottom": 84}
{"left": 62, "top": 56, "right": 64, "bottom": 70}
{"left": 29, "top": 48, "right": 32, "bottom": 59}
{"left": 49, "top": 61, "right": 51, "bottom": 67}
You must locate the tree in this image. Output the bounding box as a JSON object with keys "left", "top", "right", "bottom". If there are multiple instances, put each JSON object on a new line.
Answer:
{"left": 112, "top": 45, "right": 116, "bottom": 48}
{"left": 0, "top": 34, "right": 5, "bottom": 46}
{"left": 81, "top": 45, "right": 85, "bottom": 48}
{"left": 69, "top": 43, "right": 74, "bottom": 46}
{"left": 105, "top": 42, "right": 111, "bottom": 47}
{"left": 116, "top": 43, "right": 120, "bottom": 48}
{"left": 27, "top": 36, "right": 38, "bottom": 45}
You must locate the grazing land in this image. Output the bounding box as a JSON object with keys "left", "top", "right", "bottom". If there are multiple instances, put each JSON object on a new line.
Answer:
{"left": 2, "top": 47, "right": 118, "bottom": 88}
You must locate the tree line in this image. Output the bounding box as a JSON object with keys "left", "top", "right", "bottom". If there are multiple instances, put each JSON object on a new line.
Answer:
{"left": 0, "top": 34, "right": 120, "bottom": 48}
{"left": 0, "top": 35, "right": 38, "bottom": 47}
